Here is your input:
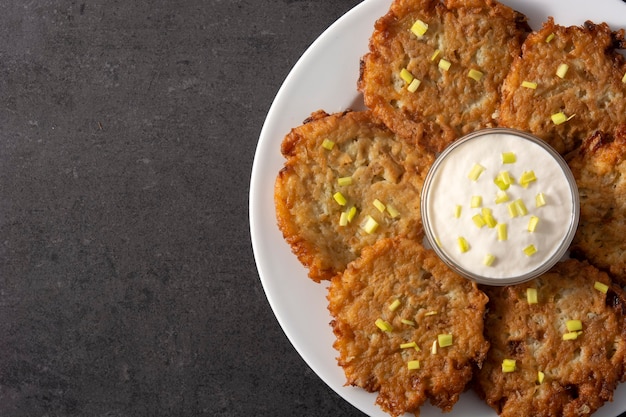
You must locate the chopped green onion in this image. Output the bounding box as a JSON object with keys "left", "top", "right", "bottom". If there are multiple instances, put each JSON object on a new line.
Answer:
{"left": 468, "top": 69, "right": 483, "bottom": 81}
{"left": 454, "top": 204, "right": 462, "bottom": 218}
{"left": 551, "top": 112, "right": 568, "bottom": 125}
{"left": 472, "top": 214, "right": 486, "bottom": 228}
{"left": 424, "top": 311, "right": 438, "bottom": 316}
{"left": 361, "top": 215, "right": 379, "bottom": 234}
{"left": 438, "top": 334, "right": 453, "bottom": 347}
{"left": 521, "top": 80, "right": 538, "bottom": 89}
{"left": 400, "top": 68, "right": 414, "bottom": 84}
{"left": 375, "top": 318, "right": 393, "bottom": 332}
{"left": 515, "top": 199, "right": 528, "bottom": 216}
{"left": 430, "top": 49, "right": 441, "bottom": 61}
{"left": 386, "top": 204, "right": 400, "bottom": 218}
{"left": 411, "top": 19, "right": 429, "bottom": 37}
{"left": 407, "top": 360, "right": 421, "bottom": 370}
{"left": 438, "top": 59, "right": 451, "bottom": 71}
{"left": 563, "top": 331, "right": 579, "bottom": 341}
{"left": 556, "top": 63, "right": 569, "bottom": 79}
{"left": 594, "top": 281, "right": 609, "bottom": 294}
{"left": 545, "top": 33, "right": 555, "bottom": 43}
{"left": 495, "top": 190, "right": 510, "bottom": 204}
{"left": 470, "top": 195, "right": 482, "bottom": 208}
{"left": 519, "top": 171, "right": 537, "bottom": 188}
{"left": 502, "top": 359, "right": 516, "bottom": 372}
{"left": 322, "top": 139, "right": 335, "bottom": 150}
{"left": 528, "top": 215, "right": 539, "bottom": 232}
{"left": 566, "top": 320, "right": 583, "bottom": 332}
{"left": 407, "top": 78, "right": 421, "bottom": 92}
{"left": 401, "top": 319, "right": 416, "bottom": 326}
{"left": 457, "top": 237, "right": 470, "bottom": 253}
{"left": 523, "top": 245, "right": 537, "bottom": 256}
{"left": 501, "top": 152, "right": 517, "bottom": 164}
{"left": 497, "top": 223, "right": 507, "bottom": 241}
{"left": 333, "top": 192, "right": 347, "bottom": 206}
{"left": 468, "top": 163, "right": 486, "bottom": 181}
{"left": 527, "top": 288, "right": 538, "bottom": 304}
{"left": 537, "top": 371, "right": 545, "bottom": 384}
{"left": 507, "top": 202, "right": 519, "bottom": 218}
{"left": 373, "top": 199, "right": 386, "bottom": 212}
{"left": 388, "top": 299, "right": 401, "bottom": 311}
{"left": 400, "top": 341, "right": 418, "bottom": 349}
{"left": 483, "top": 253, "right": 496, "bottom": 266}
{"left": 483, "top": 211, "right": 497, "bottom": 228}
{"left": 535, "top": 193, "right": 546, "bottom": 207}
{"left": 431, "top": 340, "right": 437, "bottom": 354}
{"left": 346, "top": 206, "right": 358, "bottom": 222}
{"left": 339, "top": 212, "right": 349, "bottom": 226}
{"left": 337, "top": 176, "right": 353, "bottom": 186}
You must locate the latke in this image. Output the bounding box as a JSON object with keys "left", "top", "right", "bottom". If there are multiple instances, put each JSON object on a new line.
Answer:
{"left": 328, "top": 237, "right": 489, "bottom": 417}
{"left": 499, "top": 18, "right": 626, "bottom": 154}
{"left": 475, "top": 260, "right": 626, "bottom": 417}
{"left": 358, "top": 0, "right": 529, "bottom": 153}
{"left": 274, "top": 110, "right": 434, "bottom": 282}
{"left": 567, "top": 126, "right": 626, "bottom": 286}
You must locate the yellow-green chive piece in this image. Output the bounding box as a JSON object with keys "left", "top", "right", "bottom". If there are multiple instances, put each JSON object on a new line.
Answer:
{"left": 387, "top": 204, "right": 400, "bottom": 219}
{"left": 337, "top": 176, "right": 352, "bottom": 186}
{"left": 520, "top": 171, "right": 537, "bottom": 188}
{"left": 430, "top": 49, "right": 441, "bottom": 61}
{"left": 407, "top": 360, "right": 421, "bottom": 370}
{"left": 515, "top": 199, "right": 528, "bottom": 216}
{"left": 483, "top": 253, "right": 496, "bottom": 266}
{"left": 400, "top": 68, "right": 414, "bottom": 84}
{"left": 528, "top": 215, "right": 539, "bottom": 232}
{"left": 536, "top": 192, "right": 547, "bottom": 207}
{"left": 362, "top": 215, "right": 379, "bottom": 234}
{"left": 322, "top": 139, "right": 335, "bottom": 150}
{"left": 339, "top": 212, "right": 349, "bottom": 227}
{"left": 537, "top": 371, "right": 545, "bottom": 384}
{"left": 375, "top": 318, "right": 393, "bottom": 332}
{"left": 502, "top": 152, "right": 517, "bottom": 164}
{"left": 411, "top": 19, "right": 429, "bottom": 37}
{"left": 556, "top": 63, "right": 569, "bottom": 79}
{"left": 545, "top": 33, "right": 555, "bottom": 43}
{"left": 483, "top": 212, "right": 497, "bottom": 228}
{"left": 594, "top": 281, "right": 609, "bottom": 294}
{"left": 457, "top": 237, "right": 470, "bottom": 253}
{"left": 346, "top": 206, "right": 357, "bottom": 222}
{"left": 507, "top": 202, "right": 519, "bottom": 218}
{"left": 523, "top": 245, "right": 537, "bottom": 257}
{"left": 502, "top": 359, "right": 516, "bottom": 372}
{"left": 407, "top": 78, "right": 421, "bottom": 92}
{"left": 424, "top": 311, "right": 438, "bottom": 316}
{"left": 622, "top": 71, "right": 626, "bottom": 83}
{"left": 527, "top": 288, "right": 538, "bottom": 304}
{"left": 497, "top": 223, "right": 507, "bottom": 241}
{"left": 551, "top": 112, "right": 568, "bottom": 125}
{"left": 438, "top": 334, "right": 453, "bottom": 347}
{"left": 333, "top": 192, "right": 347, "bottom": 206}
{"left": 401, "top": 319, "right": 416, "bottom": 326}
{"left": 400, "top": 341, "right": 417, "bottom": 349}
{"left": 472, "top": 214, "right": 486, "bottom": 228}
{"left": 389, "top": 299, "right": 401, "bottom": 312}
{"left": 373, "top": 199, "right": 386, "bottom": 213}
{"left": 468, "top": 163, "right": 486, "bottom": 181}
{"left": 454, "top": 204, "right": 462, "bottom": 218}
{"left": 563, "top": 332, "right": 578, "bottom": 341}
{"left": 468, "top": 69, "right": 483, "bottom": 81}
{"left": 495, "top": 190, "right": 510, "bottom": 204}
{"left": 470, "top": 195, "right": 482, "bottom": 208}
{"left": 521, "top": 80, "right": 538, "bottom": 89}
{"left": 566, "top": 320, "right": 583, "bottom": 332}
{"left": 438, "top": 59, "right": 451, "bottom": 71}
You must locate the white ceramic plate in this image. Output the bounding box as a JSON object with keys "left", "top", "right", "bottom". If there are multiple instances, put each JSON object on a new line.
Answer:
{"left": 250, "top": 1, "right": 626, "bottom": 416}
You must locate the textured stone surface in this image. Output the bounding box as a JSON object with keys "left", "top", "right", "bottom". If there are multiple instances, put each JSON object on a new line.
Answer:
{"left": 0, "top": 1, "right": 364, "bottom": 416}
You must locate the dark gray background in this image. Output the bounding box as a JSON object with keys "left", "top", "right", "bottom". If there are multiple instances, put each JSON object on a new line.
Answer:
{"left": 0, "top": 0, "right": 365, "bottom": 416}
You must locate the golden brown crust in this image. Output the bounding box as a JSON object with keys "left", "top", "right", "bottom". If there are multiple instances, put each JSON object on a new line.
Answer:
{"left": 475, "top": 260, "right": 626, "bottom": 417}
{"left": 328, "top": 237, "right": 489, "bottom": 417}
{"left": 566, "top": 125, "right": 626, "bottom": 286}
{"left": 358, "top": 0, "right": 529, "bottom": 153}
{"left": 499, "top": 18, "right": 626, "bottom": 154}
{"left": 274, "top": 110, "right": 435, "bottom": 282}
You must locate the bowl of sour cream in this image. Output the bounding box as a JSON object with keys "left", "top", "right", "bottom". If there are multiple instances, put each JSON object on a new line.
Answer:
{"left": 421, "top": 128, "right": 580, "bottom": 286}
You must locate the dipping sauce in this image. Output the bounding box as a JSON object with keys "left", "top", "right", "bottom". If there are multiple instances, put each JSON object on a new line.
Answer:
{"left": 421, "top": 128, "right": 579, "bottom": 285}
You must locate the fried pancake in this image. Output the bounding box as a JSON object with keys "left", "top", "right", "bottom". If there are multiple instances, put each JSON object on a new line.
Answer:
{"left": 274, "top": 110, "right": 434, "bottom": 282}
{"left": 358, "top": 0, "right": 529, "bottom": 153}
{"left": 328, "top": 237, "right": 489, "bottom": 417}
{"left": 499, "top": 18, "right": 626, "bottom": 154}
{"left": 475, "top": 260, "right": 626, "bottom": 417}
{"left": 567, "top": 126, "right": 626, "bottom": 286}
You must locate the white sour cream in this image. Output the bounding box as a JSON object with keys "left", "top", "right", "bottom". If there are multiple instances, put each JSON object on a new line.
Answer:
{"left": 421, "top": 129, "right": 579, "bottom": 285}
